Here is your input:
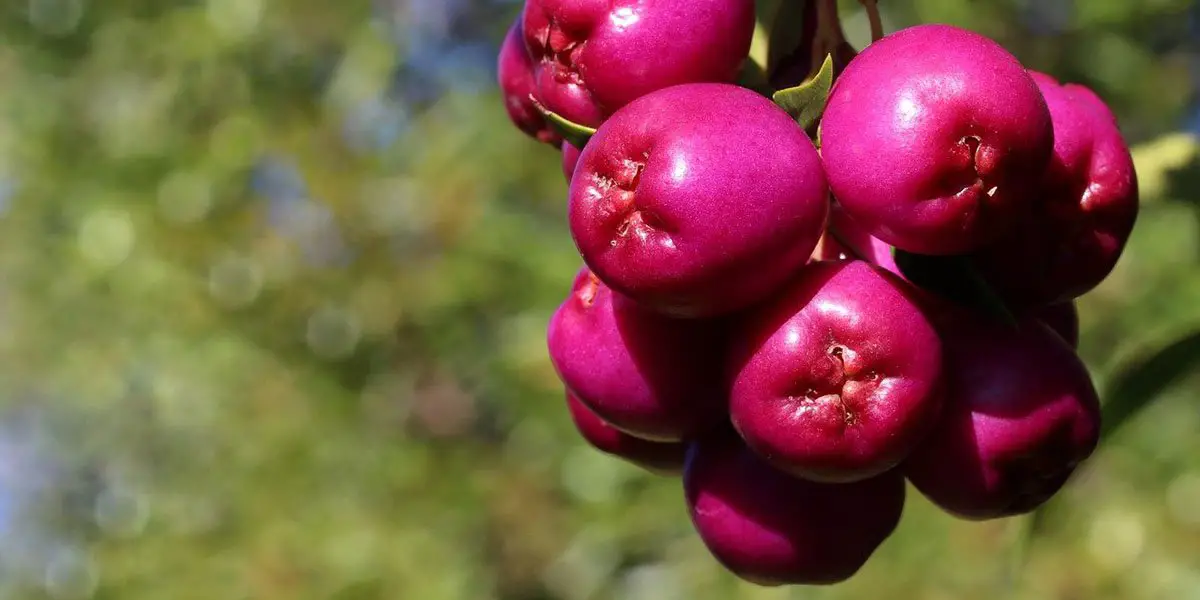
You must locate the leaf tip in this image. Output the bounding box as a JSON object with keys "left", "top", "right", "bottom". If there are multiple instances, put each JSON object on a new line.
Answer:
{"left": 772, "top": 53, "right": 836, "bottom": 132}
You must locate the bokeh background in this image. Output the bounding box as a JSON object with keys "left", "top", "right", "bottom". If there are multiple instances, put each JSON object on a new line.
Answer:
{"left": 0, "top": 0, "right": 1196, "bottom": 598}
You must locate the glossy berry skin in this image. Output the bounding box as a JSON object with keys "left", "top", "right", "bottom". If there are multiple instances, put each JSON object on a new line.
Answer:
{"left": 729, "top": 260, "right": 944, "bottom": 483}
{"left": 684, "top": 431, "right": 905, "bottom": 586}
{"left": 565, "top": 393, "right": 687, "bottom": 474}
{"left": 498, "top": 20, "right": 561, "bottom": 146}
{"left": 971, "top": 72, "right": 1140, "bottom": 308}
{"left": 903, "top": 315, "right": 1101, "bottom": 520}
{"left": 521, "top": 0, "right": 755, "bottom": 128}
{"left": 570, "top": 83, "right": 830, "bottom": 318}
{"left": 562, "top": 142, "right": 582, "bottom": 183}
{"left": 547, "top": 268, "right": 728, "bottom": 441}
{"left": 820, "top": 24, "right": 1054, "bottom": 255}
{"left": 812, "top": 202, "right": 898, "bottom": 274}
{"left": 1035, "top": 301, "right": 1080, "bottom": 349}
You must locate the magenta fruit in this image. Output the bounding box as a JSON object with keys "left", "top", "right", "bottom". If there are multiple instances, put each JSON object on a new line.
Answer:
{"left": 498, "top": 19, "right": 562, "bottom": 146}
{"left": 521, "top": 0, "right": 755, "bottom": 127}
{"left": 903, "top": 314, "right": 1101, "bottom": 520}
{"left": 729, "top": 260, "right": 944, "bottom": 483}
{"left": 561, "top": 141, "right": 582, "bottom": 183}
{"left": 970, "top": 72, "right": 1140, "bottom": 308}
{"left": 569, "top": 83, "right": 829, "bottom": 318}
{"left": 566, "top": 392, "right": 688, "bottom": 474}
{"left": 820, "top": 24, "right": 1054, "bottom": 255}
{"left": 684, "top": 430, "right": 905, "bottom": 586}
{"left": 547, "top": 268, "right": 728, "bottom": 441}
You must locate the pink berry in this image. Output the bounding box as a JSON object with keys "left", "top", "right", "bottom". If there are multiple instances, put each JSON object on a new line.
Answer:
{"left": 569, "top": 83, "right": 829, "bottom": 318}
{"left": 565, "top": 393, "right": 687, "bottom": 474}
{"left": 971, "top": 72, "right": 1140, "bottom": 308}
{"left": 547, "top": 268, "right": 728, "bottom": 441}
{"left": 729, "top": 260, "right": 944, "bottom": 483}
{"left": 498, "top": 19, "right": 562, "bottom": 146}
{"left": 903, "top": 314, "right": 1101, "bottom": 520}
{"left": 820, "top": 24, "right": 1054, "bottom": 255}
{"left": 561, "top": 141, "right": 582, "bottom": 183}
{"left": 684, "top": 431, "right": 905, "bottom": 586}
{"left": 521, "top": 0, "right": 755, "bottom": 127}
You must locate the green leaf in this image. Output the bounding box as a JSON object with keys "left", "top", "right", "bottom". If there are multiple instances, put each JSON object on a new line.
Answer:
{"left": 891, "top": 249, "right": 1017, "bottom": 327}
{"left": 530, "top": 97, "right": 597, "bottom": 149}
{"left": 771, "top": 54, "right": 834, "bottom": 131}
{"left": 1099, "top": 328, "right": 1200, "bottom": 439}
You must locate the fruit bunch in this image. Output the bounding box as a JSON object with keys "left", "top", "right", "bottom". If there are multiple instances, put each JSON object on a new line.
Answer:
{"left": 498, "top": 0, "right": 1139, "bottom": 587}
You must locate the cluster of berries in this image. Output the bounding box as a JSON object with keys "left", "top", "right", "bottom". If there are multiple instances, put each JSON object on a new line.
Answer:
{"left": 498, "top": 0, "right": 1138, "bottom": 586}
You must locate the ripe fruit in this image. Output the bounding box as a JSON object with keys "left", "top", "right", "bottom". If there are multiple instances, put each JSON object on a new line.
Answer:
{"left": 561, "top": 142, "right": 582, "bottom": 183}
{"left": 1035, "top": 301, "right": 1080, "bottom": 349}
{"left": 521, "top": 0, "right": 756, "bottom": 127}
{"left": 495, "top": 10, "right": 1132, "bottom": 585}
{"left": 903, "top": 315, "right": 1101, "bottom": 520}
{"left": 569, "top": 83, "right": 829, "bottom": 318}
{"left": 820, "top": 24, "right": 1054, "bottom": 255}
{"left": 970, "top": 72, "right": 1140, "bottom": 308}
{"left": 684, "top": 431, "right": 905, "bottom": 586}
{"left": 729, "top": 260, "right": 943, "bottom": 483}
{"left": 566, "top": 393, "right": 687, "bottom": 474}
{"left": 498, "top": 20, "right": 562, "bottom": 146}
{"left": 547, "top": 268, "right": 728, "bottom": 441}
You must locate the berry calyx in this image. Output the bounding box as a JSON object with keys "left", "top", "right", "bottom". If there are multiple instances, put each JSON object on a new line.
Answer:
{"left": 729, "top": 260, "right": 944, "bottom": 483}
{"left": 970, "top": 72, "right": 1140, "bottom": 308}
{"left": 569, "top": 83, "right": 829, "bottom": 318}
{"left": 820, "top": 24, "right": 1054, "bottom": 255}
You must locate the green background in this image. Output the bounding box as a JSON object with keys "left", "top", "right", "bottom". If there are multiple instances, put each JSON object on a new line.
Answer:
{"left": 0, "top": 0, "right": 1197, "bottom": 598}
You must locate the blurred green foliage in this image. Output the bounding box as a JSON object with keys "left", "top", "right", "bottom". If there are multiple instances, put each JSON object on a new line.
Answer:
{"left": 0, "top": 0, "right": 1195, "bottom": 599}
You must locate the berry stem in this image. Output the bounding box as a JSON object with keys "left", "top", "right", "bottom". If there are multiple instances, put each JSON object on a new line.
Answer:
{"left": 859, "top": 0, "right": 884, "bottom": 42}
{"left": 815, "top": 0, "right": 843, "bottom": 58}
